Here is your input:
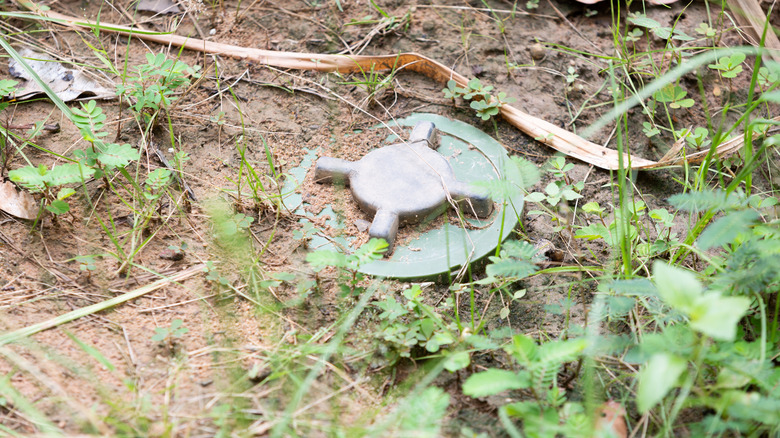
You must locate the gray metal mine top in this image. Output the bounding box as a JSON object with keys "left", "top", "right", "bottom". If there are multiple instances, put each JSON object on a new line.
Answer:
{"left": 314, "top": 121, "right": 493, "bottom": 253}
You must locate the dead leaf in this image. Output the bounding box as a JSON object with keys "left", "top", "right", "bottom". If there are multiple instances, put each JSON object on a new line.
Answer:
{"left": 0, "top": 180, "right": 38, "bottom": 220}
{"left": 728, "top": 0, "right": 780, "bottom": 62}
{"left": 595, "top": 400, "right": 628, "bottom": 438}
{"left": 8, "top": 48, "right": 115, "bottom": 102}
{"left": 135, "top": 0, "right": 180, "bottom": 14}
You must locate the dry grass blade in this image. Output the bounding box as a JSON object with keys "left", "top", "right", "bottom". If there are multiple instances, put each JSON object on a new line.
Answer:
{"left": 11, "top": 1, "right": 761, "bottom": 170}
{"left": 0, "top": 263, "right": 205, "bottom": 346}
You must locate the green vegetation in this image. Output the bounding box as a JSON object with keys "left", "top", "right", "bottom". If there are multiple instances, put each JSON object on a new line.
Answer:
{"left": 0, "top": 0, "right": 778, "bottom": 437}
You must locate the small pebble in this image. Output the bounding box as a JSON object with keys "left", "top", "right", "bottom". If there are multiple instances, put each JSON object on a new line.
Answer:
{"left": 354, "top": 219, "right": 371, "bottom": 232}
{"left": 168, "top": 147, "right": 175, "bottom": 153}
{"left": 209, "top": 28, "right": 216, "bottom": 36}
{"left": 529, "top": 43, "right": 546, "bottom": 61}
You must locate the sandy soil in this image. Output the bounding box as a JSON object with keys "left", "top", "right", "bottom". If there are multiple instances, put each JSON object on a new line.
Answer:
{"left": 0, "top": 0, "right": 770, "bottom": 435}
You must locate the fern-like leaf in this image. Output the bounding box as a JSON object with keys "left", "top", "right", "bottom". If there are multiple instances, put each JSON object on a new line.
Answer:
{"left": 668, "top": 189, "right": 744, "bottom": 212}
{"left": 97, "top": 143, "right": 140, "bottom": 168}
{"left": 510, "top": 156, "right": 541, "bottom": 189}
{"left": 351, "top": 238, "right": 388, "bottom": 268}
{"left": 696, "top": 210, "right": 759, "bottom": 250}
{"left": 47, "top": 163, "right": 95, "bottom": 186}
{"left": 9, "top": 164, "right": 48, "bottom": 192}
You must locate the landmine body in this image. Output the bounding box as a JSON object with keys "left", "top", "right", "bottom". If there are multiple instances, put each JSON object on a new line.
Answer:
{"left": 314, "top": 121, "right": 493, "bottom": 254}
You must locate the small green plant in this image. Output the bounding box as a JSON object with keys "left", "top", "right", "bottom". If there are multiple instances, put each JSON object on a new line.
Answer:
{"left": 565, "top": 66, "right": 579, "bottom": 84}
{"left": 204, "top": 261, "right": 230, "bottom": 287}
{"left": 462, "top": 334, "right": 589, "bottom": 436}
{"left": 306, "top": 238, "right": 388, "bottom": 296}
{"left": 151, "top": 319, "right": 189, "bottom": 349}
{"left": 9, "top": 99, "right": 141, "bottom": 218}
{"left": 0, "top": 79, "right": 17, "bottom": 96}
{"left": 695, "top": 22, "right": 717, "bottom": 38}
{"left": 628, "top": 13, "right": 694, "bottom": 41}
{"left": 525, "top": 157, "right": 584, "bottom": 209}
{"left": 335, "top": 63, "right": 396, "bottom": 106}
{"left": 642, "top": 121, "right": 660, "bottom": 138}
{"left": 345, "top": 0, "right": 412, "bottom": 33}
{"left": 708, "top": 52, "right": 745, "bottom": 79}
{"left": 9, "top": 163, "right": 95, "bottom": 217}
{"left": 653, "top": 83, "right": 695, "bottom": 109}
{"left": 470, "top": 92, "right": 514, "bottom": 121}
{"left": 757, "top": 64, "right": 779, "bottom": 89}
{"left": 677, "top": 126, "right": 711, "bottom": 149}
{"left": 210, "top": 110, "right": 226, "bottom": 126}
{"left": 73, "top": 255, "right": 97, "bottom": 273}
{"left": 372, "top": 284, "right": 459, "bottom": 366}
{"left": 215, "top": 212, "right": 254, "bottom": 237}
{"left": 625, "top": 28, "right": 643, "bottom": 43}
{"left": 526, "top": 0, "right": 539, "bottom": 10}
{"left": 117, "top": 52, "right": 201, "bottom": 125}
{"left": 441, "top": 78, "right": 516, "bottom": 121}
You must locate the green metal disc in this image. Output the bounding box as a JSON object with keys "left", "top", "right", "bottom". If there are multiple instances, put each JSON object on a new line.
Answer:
{"left": 357, "top": 114, "right": 523, "bottom": 279}
{"left": 282, "top": 113, "right": 523, "bottom": 279}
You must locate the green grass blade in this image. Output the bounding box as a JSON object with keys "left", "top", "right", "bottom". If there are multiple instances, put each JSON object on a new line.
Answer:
{"left": 0, "top": 372, "right": 62, "bottom": 435}
{"left": 0, "top": 35, "right": 74, "bottom": 119}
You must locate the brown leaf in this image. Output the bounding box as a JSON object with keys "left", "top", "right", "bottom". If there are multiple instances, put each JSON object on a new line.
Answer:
{"left": 595, "top": 400, "right": 628, "bottom": 438}
{"left": 0, "top": 181, "right": 38, "bottom": 220}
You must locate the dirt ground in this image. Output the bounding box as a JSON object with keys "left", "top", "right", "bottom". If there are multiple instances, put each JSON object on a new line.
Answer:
{"left": 0, "top": 0, "right": 771, "bottom": 435}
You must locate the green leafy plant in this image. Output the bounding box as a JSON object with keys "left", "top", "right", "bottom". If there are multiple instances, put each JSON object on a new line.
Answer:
{"left": 565, "top": 66, "right": 579, "bottom": 84}
{"left": 463, "top": 334, "right": 589, "bottom": 437}
{"left": 151, "top": 319, "right": 190, "bottom": 349}
{"left": 526, "top": 157, "right": 584, "bottom": 209}
{"left": 653, "top": 83, "right": 695, "bottom": 109}
{"left": 204, "top": 261, "right": 230, "bottom": 287}
{"left": 642, "top": 121, "right": 660, "bottom": 138}
{"left": 9, "top": 99, "right": 141, "bottom": 218}
{"left": 214, "top": 212, "right": 254, "bottom": 238}
{"left": 9, "top": 163, "right": 95, "bottom": 217}
{"left": 470, "top": 91, "right": 514, "bottom": 121}
{"left": 757, "top": 63, "right": 779, "bottom": 89}
{"left": 306, "top": 238, "right": 388, "bottom": 296}
{"left": 116, "top": 52, "right": 201, "bottom": 125}
{"left": 708, "top": 52, "right": 745, "bottom": 79}
{"left": 372, "top": 284, "right": 459, "bottom": 365}
{"left": 625, "top": 28, "right": 643, "bottom": 43}
{"left": 72, "top": 255, "right": 97, "bottom": 273}
{"left": 695, "top": 22, "right": 717, "bottom": 38}
{"left": 628, "top": 13, "right": 694, "bottom": 41}
{"left": 441, "top": 78, "right": 516, "bottom": 121}
{"left": 0, "top": 79, "right": 17, "bottom": 97}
